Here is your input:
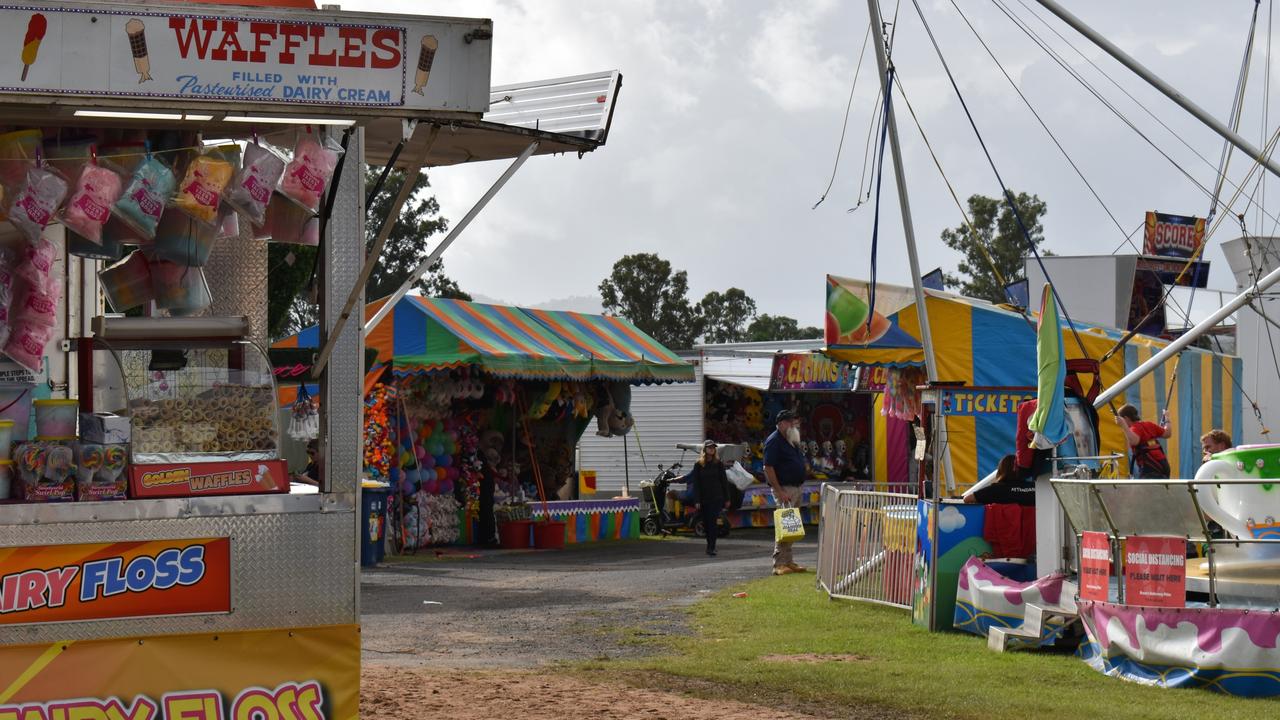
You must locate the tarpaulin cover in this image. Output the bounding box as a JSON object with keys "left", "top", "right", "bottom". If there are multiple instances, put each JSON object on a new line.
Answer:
{"left": 832, "top": 278, "right": 1242, "bottom": 486}
{"left": 1078, "top": 600, "right": 1280, "bottom": 697}
{"left": 273, "top": 296, "right": 693, "bottom": 384}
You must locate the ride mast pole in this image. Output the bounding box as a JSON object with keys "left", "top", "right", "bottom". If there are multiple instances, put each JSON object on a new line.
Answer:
{"left": 867, "top": 0, "right": 950, "bottom": 631}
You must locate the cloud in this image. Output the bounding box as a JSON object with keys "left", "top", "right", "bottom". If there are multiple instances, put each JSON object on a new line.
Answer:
{"left": 748, "top": 0, "right": 850, "bottom": 112}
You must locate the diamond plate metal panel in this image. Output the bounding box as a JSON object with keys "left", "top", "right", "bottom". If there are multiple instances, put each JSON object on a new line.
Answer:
{"left": 322, "top": 128, "right": 364, "bottom": 500}
{"left": 0, "top": 510, "right": 356, "bottom": 645}
{"left": 203, "top": 213, "right": 269, "bottom": 347}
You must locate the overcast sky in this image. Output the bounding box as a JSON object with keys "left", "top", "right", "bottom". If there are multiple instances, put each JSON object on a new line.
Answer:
{"left": 346, "top": 0, "right": 1277, "bottom": 327}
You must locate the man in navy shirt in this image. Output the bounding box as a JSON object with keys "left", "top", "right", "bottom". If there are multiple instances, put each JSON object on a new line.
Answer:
{"left": 764, "top": 409, "right": 808, "bottom": 575}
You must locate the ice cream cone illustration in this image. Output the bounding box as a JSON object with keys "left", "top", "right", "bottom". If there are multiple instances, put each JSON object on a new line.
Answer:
{"left": 126, "top": 19, "right": 152, "bottom": 83}
{"left": 412, "top": 35, "right": 437, "bottom": 95}
{"left": 21, "top": 14, "right": 47, "bottom": 82}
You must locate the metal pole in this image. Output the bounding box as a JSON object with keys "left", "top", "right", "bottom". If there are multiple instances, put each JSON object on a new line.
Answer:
{"left": 867, "top": 0, "right": 956, "bottom": 500}
{"left": 622, "top": 434, "right": 631, "bottom": 498}
{"left": 1035, "top": 0, "right": 1280, "bottom": 182}
{"left": 866, "top": 0, "right": 939, "bottom": 379}
{"left": 363, "top": 141, "right": 540, "bottom": 335}
{"left": 312, "top": 122, "right": 435, "bottom": 377}
{"left": 1095, "top": 262, "right": 1280, "bottom": 408}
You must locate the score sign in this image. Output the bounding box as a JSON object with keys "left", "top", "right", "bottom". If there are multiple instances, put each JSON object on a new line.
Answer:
{"left": 1080, "top": 531, "right": 1111, "bottom": 602}
{"left": 1124, "top": 535, "right": 1186, "bottom": 608}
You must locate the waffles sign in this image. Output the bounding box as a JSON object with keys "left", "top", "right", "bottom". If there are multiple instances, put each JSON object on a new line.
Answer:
{"left": 0, "top": 3, "right": 491, "bottom": 112}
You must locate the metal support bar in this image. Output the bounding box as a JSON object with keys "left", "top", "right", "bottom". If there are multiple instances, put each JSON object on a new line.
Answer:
{"left": 363, "top": 141, "right": 539, "bottom": 334}
{"left": 1095, "top": 262, "right": 1280, "bottom": 408}
{"left": 1035, "top": 0, "right": 1280, "bottom": 182}
{"left": 312, "top": 122, "right": 438, "bottom": 378}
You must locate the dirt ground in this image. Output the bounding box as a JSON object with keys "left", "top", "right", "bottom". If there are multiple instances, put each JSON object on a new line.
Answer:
{"left": 358, "top": 530, "right": 831, "bottom": 718}
{"left": 360, "top": 667, "right": 831, "bottom": 719}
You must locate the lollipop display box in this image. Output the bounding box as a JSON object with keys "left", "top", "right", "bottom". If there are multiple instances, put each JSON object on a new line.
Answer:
{"left": 79, "top": 315, "right": 287, "bottom": 500}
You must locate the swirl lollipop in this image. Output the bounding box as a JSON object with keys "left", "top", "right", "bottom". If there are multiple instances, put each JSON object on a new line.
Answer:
{"left": 101, "top": 445, "right": 127, "bottom": 479}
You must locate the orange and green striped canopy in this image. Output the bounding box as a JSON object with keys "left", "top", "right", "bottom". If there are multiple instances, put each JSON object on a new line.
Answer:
{"left": 273, "top": 296, "right": 693, "bottom": 384}
{"left": 525, "top": 309, "right": 692, "bottom": 383}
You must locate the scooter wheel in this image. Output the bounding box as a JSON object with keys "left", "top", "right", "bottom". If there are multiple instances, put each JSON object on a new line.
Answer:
{"left": 692, "top": 519, "right": 707, "bottom": 538}
{"left": 641, "top": 517, "right": 661, "bottom": 536}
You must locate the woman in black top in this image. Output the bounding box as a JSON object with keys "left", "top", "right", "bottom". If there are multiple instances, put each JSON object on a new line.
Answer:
{"left": 964, "top": 454, "right": 1035, "bottom": 506}
{"left": 690, "top": 439, "right": 732, "bottom": 556}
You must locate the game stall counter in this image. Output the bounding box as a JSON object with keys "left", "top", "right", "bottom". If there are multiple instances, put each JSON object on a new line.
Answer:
{"left": 0, "top": 0, "right": 621, "bottom": 712}
{"left": 273, "top": 294, "right": 693, "bottom": 551}
{"left": 529, "top": 497, "right": 641, "bottom": 545}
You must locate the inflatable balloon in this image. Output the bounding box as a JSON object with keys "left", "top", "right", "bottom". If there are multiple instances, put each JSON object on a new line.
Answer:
{"left": 422, "top": 454, "right": 436, "bottom": 469}
{"left": 416, "top": 446, "right": 427, "bottom": 460}
{"left": 439, "top": 454, "right": 453, "bottom": 468}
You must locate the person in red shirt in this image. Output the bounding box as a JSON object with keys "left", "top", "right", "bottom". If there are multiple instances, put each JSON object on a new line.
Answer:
{"left": 1115, "top": 404, "right": 1171, "bottom": 478}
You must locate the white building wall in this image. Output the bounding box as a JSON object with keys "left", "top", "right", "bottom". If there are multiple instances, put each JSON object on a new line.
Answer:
{"left": 1222, "top": 236, "right": 1280, "bottom": 446}
{"left": 576, "top": 363, "right": 704, "bottom": 496}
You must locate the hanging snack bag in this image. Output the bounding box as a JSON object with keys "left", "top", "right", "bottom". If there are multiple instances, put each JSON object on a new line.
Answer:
{"left": 113, "top": 154, "right": 176, "bottom": 238}
{"left": 12, "top": 277, "right": 60, "bottom": 330}
{"left": 63, "top": 160, "right": 124, "bottom": 244}
{"left": 152, "top": 208, "right": 218, "bottom": 266}
{"left": 98, "top": 250, "right": 154, "bottom": 312}
{"left": 226, "top": 141, "right": 286, "bottom": 226}
{"left": 7, "top": 165, "right": 68, "bottom": 244}
{"left": 150, "top": 260, "right": 211, "bottom": 315}
{"left": 173, "top": 150, "right": 234, "bottom": 225}
{"left": 17, "top": 237, "right": 57, "bottom": 294}
{"left": 262, "top": 192, "right": 319, "bottom": 245}
{"left": 0, "top": 129, "right": 42, "bottom": 190}
{"left": 4, "top": 321, "right": 52, "bottom": 373}
{"left": 279, "top": 131, "right": 342, "bottom": 212}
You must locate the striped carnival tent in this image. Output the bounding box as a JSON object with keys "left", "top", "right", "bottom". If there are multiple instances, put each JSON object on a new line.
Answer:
{"left": 821, "top": 275, "right": 1242, "bottom": 486}
{"left": 524, "top": 308, "right": 692, "bottom": 383}
{"left": 273, "top": 295, "right": 694, "bottom": 385}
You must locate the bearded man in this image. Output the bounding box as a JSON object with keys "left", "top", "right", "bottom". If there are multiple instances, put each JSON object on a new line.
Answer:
{"left": 764, "top": 409, "right": 808, "bottom": 575}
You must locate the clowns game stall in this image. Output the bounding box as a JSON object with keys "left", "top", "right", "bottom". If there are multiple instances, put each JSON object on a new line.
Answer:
{"left": 0, "top": 1, "right": 619, "bottom": 714}
{"left": 275, "top": 295, "right": 694, "bottom": 550}
{"left": 699, "top": 348, "right": 874, "bottom": 528}
{"left": 821, "top": 275, "right": 1242, "bottom": 631}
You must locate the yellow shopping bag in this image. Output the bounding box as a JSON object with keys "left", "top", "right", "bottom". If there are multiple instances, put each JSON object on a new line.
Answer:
{"left": 774, "top": 507, "right": 806, "bottom": 543}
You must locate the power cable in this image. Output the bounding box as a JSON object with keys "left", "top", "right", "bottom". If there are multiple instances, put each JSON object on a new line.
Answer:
{"left": 907, "top": 0, "right": 1093, "bottom": 359}
{"left": 947, "top": 0, "right": 1129, "bottom": 244}
{"left": 850, "top": 86, "right": 883, "bottom": 214}
{"left": 895, "top": 77, "right": 1019, "bottom": 309}
{"left": 995, "top": 0, "right": 1280, "bottom": 231}
{"left": 814, "top": 23, "right": 873, "bottom": 210}
{"left": 1205, "top": 0, "right": 1262, "bottom": 224}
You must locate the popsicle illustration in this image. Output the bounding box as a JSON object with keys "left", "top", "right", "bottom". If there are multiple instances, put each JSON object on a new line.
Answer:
{"left": 125, "top": 18, "right": 152, "bottom": 83}
{"left": 21, "top": 14, "right": 46, "bottom": 82}
{"left": 412, "top": 35, "right": 437, "bottom": 95}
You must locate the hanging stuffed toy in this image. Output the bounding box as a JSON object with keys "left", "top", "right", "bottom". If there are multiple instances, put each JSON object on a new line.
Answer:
{"left": 287, "top": 383, "right": 319, "bottom": 441}
{"left": 527, "top": 381, "right": 560, "bottom": 420}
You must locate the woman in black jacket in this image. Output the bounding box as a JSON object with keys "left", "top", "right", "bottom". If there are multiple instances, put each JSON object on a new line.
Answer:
{"left": 690, "top": 439, "right": 732, "bottom": 556}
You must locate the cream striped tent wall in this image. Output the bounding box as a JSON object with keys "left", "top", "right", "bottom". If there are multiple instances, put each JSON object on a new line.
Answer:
{"left": 1122, "top": 343, "right": 1243, "bottom": 478}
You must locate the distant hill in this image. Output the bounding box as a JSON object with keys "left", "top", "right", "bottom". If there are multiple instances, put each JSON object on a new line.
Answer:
{"left": 469, "top": 293, "right": 605, "bottom": 315}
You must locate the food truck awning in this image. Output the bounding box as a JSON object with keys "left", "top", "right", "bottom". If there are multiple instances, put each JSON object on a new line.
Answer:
{"left": 276, "top": 295, "right": 693, "bottom": 384}
{"left": 365, "top": 71, "right": 621, "bottom": 167}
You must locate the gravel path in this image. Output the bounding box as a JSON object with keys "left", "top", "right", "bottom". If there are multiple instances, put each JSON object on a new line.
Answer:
{"left": 360, "top": 529, "right": 818, "bottom": 668}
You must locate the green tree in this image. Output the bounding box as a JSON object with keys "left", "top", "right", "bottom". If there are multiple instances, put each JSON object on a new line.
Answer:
{"left": 599, "top": 253, "right": 701, "bottom": 349}
{"left": 941, "top": 192, "right": 1049, "bottom": 304}
{"left": 746, "top": 313, "right": 823, "bottom": 342}
{"left": 269, "top": 166, "right": 467, "bottom": 339}
{"left": 698, "top": 288, "right": 757, "bottom": 344}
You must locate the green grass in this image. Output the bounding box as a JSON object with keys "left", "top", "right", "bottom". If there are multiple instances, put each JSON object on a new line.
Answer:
{"left": 591, "top": 575, "right": 1279, "bottom": 720}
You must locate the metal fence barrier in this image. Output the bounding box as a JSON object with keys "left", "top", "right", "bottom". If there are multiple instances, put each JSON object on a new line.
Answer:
{"left": 817, "top": 484, "right": 919, "bottom": 608}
